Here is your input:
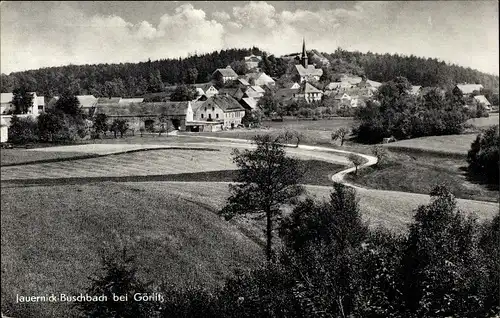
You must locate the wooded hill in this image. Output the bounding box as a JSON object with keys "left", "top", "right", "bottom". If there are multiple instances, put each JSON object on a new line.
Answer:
{"left": 1, "top": 46, "right": 498, "bottom": 98}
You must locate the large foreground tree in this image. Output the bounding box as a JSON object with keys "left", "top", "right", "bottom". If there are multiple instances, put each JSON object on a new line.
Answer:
{"left": 220, "top": 134, "right": 304, "bottom": 262}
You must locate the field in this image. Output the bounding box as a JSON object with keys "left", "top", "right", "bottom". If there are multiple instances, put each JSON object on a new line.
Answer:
{"left": 185, "top": 117, "right": 357, "bottom": 146}
{"left": 2, "top": 180, "right": 498, "bottom": 317}
{"left": 0, "top": 135, "right": 225, "bottom": 166}
{"left": 384, "top": 133, "right": 478, "bottom": 156}
{"left": 466, "top": 113, "right": 499, "bottom": 129}
{"left": 346, "top": 151, "right": 499, "bottom": 202}
{"left": 0, "top": 182, "right": 263, "bottom": 317}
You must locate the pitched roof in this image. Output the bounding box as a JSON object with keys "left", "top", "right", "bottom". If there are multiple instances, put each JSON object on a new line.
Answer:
{"left": 193, "top": 82, "right": 217, "bottom": 92}
{"left": 218, "top": 87, "right": 243, "bottom": 97}
{"left": 326, "top": 82, "right": 342, "bottom": 90}
{"left": 456, "top": 84, "right": 484, "bottom": 95}
{"left": 119, "top": 98, "right": 144, "bottom": 104}
{"left": 244, "top": 55, "right": 262, "bottom": 62}
{"left": 474, "top": 95, "right": 491, "bottom": 106}
{"left": 97, "top": 97, "right": 121, "bottom": 105}
{"left": 410, "top": 86, "right": 422, "bottom": 95}
{"left": 294, "top": 64, "right": 323, "bottom": 77}
{"left": 241, "top": 97, "right": 258, "bottom": 110}
{"left": 213, "top": 67, "right": 238, "bottom": 78}
{"left": 204, "top": 95, "right": 245, "bottom": 112}
{"left": 250, "top": 86, "right": 265, "bottom": 94}
{"left": 366, "top": 79, "right": 382, "bottom": 88}
{"left": 191, "top": 101, "right": 205, "bottom": 112}
{"left": 340, "top": 75, "right": 363, "bottom": 85}
{"left": 1, "top": 93, "right": 13, "bottom": 104}
{"left": 237, "top": 78, "right": 251, "bottom": 86}
{"left": 95, "top": 101, "right": 191, "bottom": 117}
{"left": 302, "top": 82, "right": 322, "bottom": 94}
{"left": 244, "top": 90, "right": 262, "bottom": 98}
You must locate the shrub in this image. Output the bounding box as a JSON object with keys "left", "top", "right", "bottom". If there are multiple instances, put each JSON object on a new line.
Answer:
{"left": 348, "top": 153, "right": 364, "bottom": 174}
{"left": 467, "top": 125, "right": 499, "bottom": 184}
{"left": 401, "top": 185, "right": 488, "bottom": 317}
{"left": 7, "top": 115, "right": 38, "bottom": 144}
{"left": 372, "top": 145, "right": 389, "bottom": 165}
{"left": 78, "top": 242, "right": 157, "bottom": 318}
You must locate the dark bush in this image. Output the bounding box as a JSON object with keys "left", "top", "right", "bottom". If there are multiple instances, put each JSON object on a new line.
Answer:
{"left": 7, "top": 115, "right": 38, "bottom": 144}
{"left": 467, "top": 125, "right": 499, "bottom": 184}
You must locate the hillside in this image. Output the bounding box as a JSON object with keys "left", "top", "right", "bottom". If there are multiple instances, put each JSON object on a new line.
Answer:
{"left": 1, "top": 47, "right": 498, "bottom": 98}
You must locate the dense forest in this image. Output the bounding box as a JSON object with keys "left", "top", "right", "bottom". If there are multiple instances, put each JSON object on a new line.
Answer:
{"left": 319, "top": 48, "right": 499, "bottom": 91}
{"left": 1, "top": 46, "right": 498, "bottom": 98}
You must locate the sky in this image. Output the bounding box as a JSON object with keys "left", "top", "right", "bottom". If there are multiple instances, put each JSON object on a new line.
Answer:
{"left": 1, "top": 1, "right": 498, "bottom": 75}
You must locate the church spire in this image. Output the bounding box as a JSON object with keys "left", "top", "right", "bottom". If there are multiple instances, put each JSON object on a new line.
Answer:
{"left": 301, "top": 37, "right": 308, "bottom": 68}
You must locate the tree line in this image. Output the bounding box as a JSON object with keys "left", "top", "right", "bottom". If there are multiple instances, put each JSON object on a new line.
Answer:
{"left": 319, "top": 48, "right": 499, "bottom": 92}
{"left": 1, "top": 47, "right": 498, "bottom": 99}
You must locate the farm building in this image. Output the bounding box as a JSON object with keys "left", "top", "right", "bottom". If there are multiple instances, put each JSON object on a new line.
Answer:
{"left": 474, "top": 95, "right": 492, "bottom": 110}
{"left": 1, "top": 92, "right": 43, "bottom": 116}
{"left": 244, "top": 54, "right": 262, "bottom": 70}
{"left": 243, "top": 72, "right": 275, "bottom": 87}
{"left": 193, "top": 83, "right": 218, "bottom": 98}
{"left": 293, "top": 82, "right": 324, "bottom": 103}
{"left": 192, "top": 95, "right": 246, "bottom": 129}
{"left": 212, "top": 66, "right": 238, "bottom": 84}
{"left": 94, "top": 101, "right": 193, "bottom": 132}
{"left": 47, "top": 95, "right": 98, "bottom": 116}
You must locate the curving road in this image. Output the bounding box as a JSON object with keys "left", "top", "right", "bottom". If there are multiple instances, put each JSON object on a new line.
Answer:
{"left": 2, "top": 135, "right": 497, "bottom": 227}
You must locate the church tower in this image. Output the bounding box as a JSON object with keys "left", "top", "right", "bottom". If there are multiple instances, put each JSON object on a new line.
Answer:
{"left": 301, "top": 38, "right": 308, "bottom": 68}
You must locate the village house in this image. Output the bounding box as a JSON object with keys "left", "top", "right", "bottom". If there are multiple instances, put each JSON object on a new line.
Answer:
{"left": 212, "top": 66, "right": 238, "bottom": 84}
{"left": 244, "top": 54, "right": 262, "bottom": 70}
{"left": 47, "top": 95, "right": 98, "bottom": 116}
{"left": 366, "top": 79, "right": 382, "bottom": 91}
{"left": 1, "top": 92, "right": 42, "bottom": 116}
{"left": 240, "top": 97, "right": 258, "bottom": 111}
{"left": 94, "top": 100, "right": 193, "bottom": 132}
{"left": 193, "top": 83, "right": 218, "bottom": 99}
{"left": 474, "top": 95, "right": 492, "bottom": 110}
{"left": 293, "top": 82, "right": 323, "bottom": 103}
{"left": 243, "top": 86, "right": 266, "bottom": 100}
{"left": 217, "top": 87, "right": 245, "bottom": 101}
{"left": 409, "top": 86, "right": 422, "bottom": 95}
{"left": 193, "top": 95, "right": 245, "bottom": 129}
{"left": 292, "top": 39, "right": 323, "bottom": 82}
{"left": 244, "top": 72, "right": 275, "bottom": 87}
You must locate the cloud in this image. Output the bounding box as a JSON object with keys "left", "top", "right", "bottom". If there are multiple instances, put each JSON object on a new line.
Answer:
{"left": 1, "top": 2, "right": 224, "bottom": 73}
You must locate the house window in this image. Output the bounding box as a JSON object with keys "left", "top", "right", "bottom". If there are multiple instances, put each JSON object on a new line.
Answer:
{"left": 212, "top": 107, "right": 215, "bottom": 111}
{"left": 205, "top": 107, "right": 207, "bottom": 111}
{"left": 216, "top": 113, "right": 219, "bottom": 119}
{"left": 201, "top": 114, "right": 204, "bottom": 119}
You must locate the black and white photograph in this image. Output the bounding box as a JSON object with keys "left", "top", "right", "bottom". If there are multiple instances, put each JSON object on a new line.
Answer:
{"left": 0, "top": 1, "right": 499, "bottom": 317}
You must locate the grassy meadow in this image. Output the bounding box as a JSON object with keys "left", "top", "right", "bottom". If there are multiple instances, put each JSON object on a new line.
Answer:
{"left": 185, "top": 117, "right": 357, "bottom": 146}
{"left": 0, "top": 182, "right": 264, "bottom": 317}
{"left": 346, "top": 150, "right": 499, "bottom": 202}
{"left": 383, "top": 134, "right": 478, "bottom": 156}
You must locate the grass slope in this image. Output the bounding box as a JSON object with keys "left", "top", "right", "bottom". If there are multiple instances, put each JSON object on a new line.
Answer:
{"left": 384, "top": 134, "right": 478, "bottom": 156}
{"left": 1, "top": 182, "right": 263, "bottom": 317}
{"left": 346, "top": 151, "right": 499, "bottom": 202}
